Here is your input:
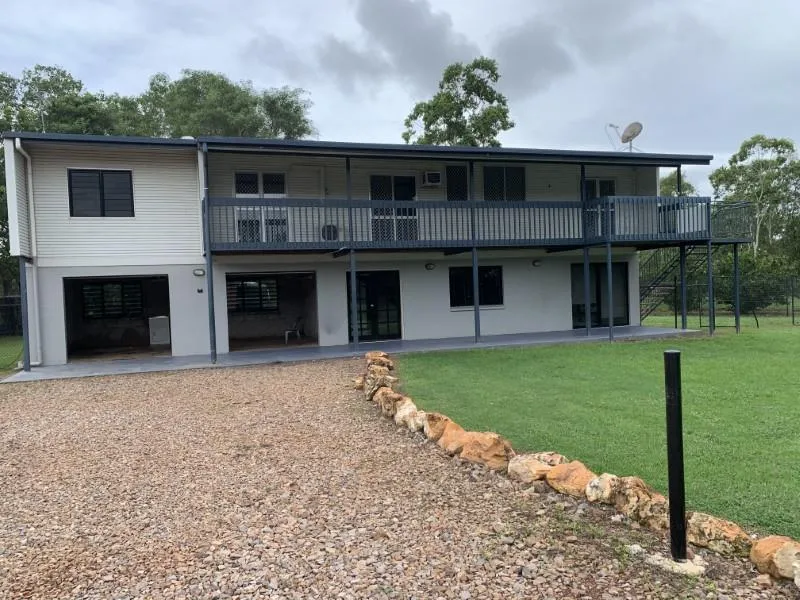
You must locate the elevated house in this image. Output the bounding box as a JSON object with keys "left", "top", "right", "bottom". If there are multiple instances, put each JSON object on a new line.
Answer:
{"left": 2, "top": 132, "right": 751, "bottom": 369}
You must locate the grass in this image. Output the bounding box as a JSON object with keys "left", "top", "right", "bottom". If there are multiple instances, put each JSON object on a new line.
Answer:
{"left": 0, "top": 336, "right": 22, "bottom": 372}
{"left": 398, "top": 326, "right": 800, "bottom": 538}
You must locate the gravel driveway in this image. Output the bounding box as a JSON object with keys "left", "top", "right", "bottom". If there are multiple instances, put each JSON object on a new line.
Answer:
{"left": 0, "top": 359, "right": 794, "bottom": 599}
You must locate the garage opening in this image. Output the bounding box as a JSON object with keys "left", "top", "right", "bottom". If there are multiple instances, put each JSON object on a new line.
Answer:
{"left": 226, "top": 272, "right": 317, "bottom": 351}
{"left": 64, "top": 276, "right": 171, "bottom": 360}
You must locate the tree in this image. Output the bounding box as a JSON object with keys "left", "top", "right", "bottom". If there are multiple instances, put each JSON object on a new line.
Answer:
{"left": 142, "top": 70, "right": 314, "bottom": 139}
{"left": 710, "top": 135, "right": 800, "bottom": 258}
{"left": 402, "top": 57, "right": 514, "bottom": 147}
{"left": 659, "top": 169, "right": 696, "bottom": 196}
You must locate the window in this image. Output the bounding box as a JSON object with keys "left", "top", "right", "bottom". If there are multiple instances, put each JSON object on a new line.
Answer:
{"left": 234, "top": 172, "right": 286, "bottom": 197}
{"left": 227, "top": 276, "right": 279, "bottom": 313}
{"left": 483, "top": 166, "right": 525, "bottom": 201}
{"left": 82, "top": 281, "right": 143, "bottom": 319}
{"left": 446, "top": 165, "right": 469, "bottom": 201}
{"left": 449, "top": 266, "right": 504, "bottom": 308}
{"left": 585, "top": 179, "right": 616, "bottom": 199}
{"left": 68, "top": 170, "right": 134, "bottom": 217}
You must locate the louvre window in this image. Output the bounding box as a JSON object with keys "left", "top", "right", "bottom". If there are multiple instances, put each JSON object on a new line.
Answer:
{"left": 483, "top": 166, "right": 525, "bottom": 201}
{"left": 82, "top": 281, "right": 143, "bottom": 319}
{"left": 69, "top": 170, "right": 134, "bottom": 217}
{"left": 448, "top": 266, "right": 504, "bottom": 307}
{"left": 234, "top": 172, "right": 286, "bottom": 196}
{"left": 227, "top": 277, "right": 279, "bottom": 313}
{"left": 235, "top": 173, "right": 259, "bottom": 195}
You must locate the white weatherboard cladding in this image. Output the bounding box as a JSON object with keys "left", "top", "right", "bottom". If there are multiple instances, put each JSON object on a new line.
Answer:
{"left": 15, "top": 148, "right": 31, "bottom": 256}
{"left": 28, "top": 144, "right": 201, "bottom": 266}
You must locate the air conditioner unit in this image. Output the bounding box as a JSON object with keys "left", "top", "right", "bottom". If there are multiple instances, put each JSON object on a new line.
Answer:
{"left": 422, "top": 171, "right": 442, "bottom": 187}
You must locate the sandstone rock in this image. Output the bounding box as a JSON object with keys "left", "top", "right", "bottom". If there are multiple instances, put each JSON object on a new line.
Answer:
{"left": 394, "top": 398, "right": 418, "bottom": 427}
{"left": 423, "top": 413, "right": 451, "bottom": 441}
{"left": 530, "top": 451, "right": 568, "bottom": 466}
{"left": 365, "top": 350, "right": 389, "bottom": 361}
{"left": 508, "top": 455, "right": 553, "bottom": 484}
{"left": 585, "top": 473, "right": 620, "bottom": 504}
{"left": 750, "top": 536, "right": 800, "bottom": 580}
{"left": 686, "top": 512, "right": 751, "bottom": 557}
{"left": 373, "top": 387, "right": 407, "bottom": 418}
{"left": 367, "top": 356, "right": 394, "bottom": 370}
{"left": 437, "top": 421, "right": 467, "bottom": 454}
{"left": 406, "top": 410, "right": 426, "bottom": 432}
{"left": 545, "top": 461, "right": 597, "bottom": 498}
{"left": 459, "top": 432, "right": 514, "bottom": 471}
{"left": 353, "top": 375, "right": 365, "bottom": 390}
{"left": 363, "top": 365, "right": 398, "bottom": 400}
{"left": 611, "top": 477, "right": 668, "bottom": 531}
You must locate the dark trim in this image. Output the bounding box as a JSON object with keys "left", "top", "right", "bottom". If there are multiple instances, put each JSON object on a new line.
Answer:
{"left": 346, "top": 158, "right": 359, "bottom": 348}
{"left": 1, "top": 131, "right": 713, "bottom": 166}
{"left": 733, "top": 243, "right": 741, "bottom": 334}
{"left": 202, "top": 143, "right": 217, "bottom": 363}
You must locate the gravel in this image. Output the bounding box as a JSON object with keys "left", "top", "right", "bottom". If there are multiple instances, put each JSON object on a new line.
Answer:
{"left": 0, "top": 358, "right": 796, "bottom": 599}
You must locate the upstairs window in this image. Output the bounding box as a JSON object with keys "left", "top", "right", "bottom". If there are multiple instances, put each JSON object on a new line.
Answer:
{"left": 449, "top": 266, "right": 504, "bottom": 308}
{"left": 446, "top": 165, "right": 469, "bottom": 201}
{"left": 69, "top": 170, "right": 134, "bottom": 217}
{"left": 234, "top": 172, "right": 287, "bottom": 197}
{"left": 585, "top": 179, "right": 616, "bottom": 199}
{"left": 483, "top": 166, "right": 525, "bottom": 201}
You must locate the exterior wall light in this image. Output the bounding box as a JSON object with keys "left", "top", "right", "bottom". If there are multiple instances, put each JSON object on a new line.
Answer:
{"left": 425, "top": 263, "right": 436, "bottom": 271}
{"left": 193, "top": 268, "right": 206, "bottom": 277}
{"left": 531, "top": 260, "right": 542, "bottom": 267}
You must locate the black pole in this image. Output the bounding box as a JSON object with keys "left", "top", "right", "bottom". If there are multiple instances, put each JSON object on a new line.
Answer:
{"left": 706, "top": 240, "right": 714, "bottom": 335}
{"left": 733, "top": 243, "right": 741, "bottom": 334}
{"left": 664, "top": 350, "right": 687, "bottom": 561}
{"left": 606, "top": 240, "right": 614, "bottom": 341}
{"left": 792, "top": 277, "right": 796, "bottom": 326}
{"left": 676, "top": 165, "right": 682, "bottom": 197}
{"left": 673, "top": 276, "right": 678, "bottom": 330}
{"left": 469, "top": 161, "right": 480, "bottom": 343}
{"left": 18, "top": 256, "right": 31, "bottom": 371}
{"left": 581, "top": 164, "right": 591, "bottom": 336}
{"left": 201, "top": 143, "right": 217, "bottom": 363}
{"left": 346, "top": 157, "right": 359, "bottom": 348}
{"left": 679, "top": 245, "right": 688, "bottom": 329}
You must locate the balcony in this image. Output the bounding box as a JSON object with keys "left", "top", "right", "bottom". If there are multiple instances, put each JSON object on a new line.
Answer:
{"left": 207, "top": 197, "right": 752, "bottom": 252}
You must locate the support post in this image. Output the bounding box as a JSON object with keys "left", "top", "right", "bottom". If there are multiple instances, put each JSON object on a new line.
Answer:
{"left": 346, "top": 157, "right": 359, "bottom": 348}
{"left": 673, "top": 276, "right": 678, "bottom": 330}
{"left": 676, "top": 165, "right": 682, "bottom": 197}
{"left": 792, "top": 277, "right": 796, "bottom": 326}
{"left": 733, "top": 243, "right": 741, "bottom": 334}
{"left": 18, "top": 256, "right": 30, "bottom": 371}
{"left": 580, "top": 164, "right": 591, "bottom": 336}
{"left": 201, "top": 143, "right": 217, "bottom": 363}
{"left": 664, "top": 350, "right": 687, "bottom": 562}
{"left": 706, "top": 240, "right": 714, "bottom": 335}
{"left": 679, "top": 245, "right": 688, "bottom": 330}
{"left": 606, "top": 240, "right": 614, "bottom": 341}
{"left": 469, "top": 161, "right": 480, "bottom": 343}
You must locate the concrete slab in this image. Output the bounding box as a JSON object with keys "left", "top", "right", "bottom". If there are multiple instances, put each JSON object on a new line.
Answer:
{"left": 3, "top": 326, "right": 696, "bottom": 383}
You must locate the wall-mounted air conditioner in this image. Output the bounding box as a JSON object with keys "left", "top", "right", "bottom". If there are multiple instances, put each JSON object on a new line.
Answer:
{"left": 422, "top": 171, "right": 442, "bottom": 187}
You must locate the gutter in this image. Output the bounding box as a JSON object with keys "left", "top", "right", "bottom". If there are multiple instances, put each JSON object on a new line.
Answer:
{"left": 13, "top": 139, "right": 42, "bottom": 366}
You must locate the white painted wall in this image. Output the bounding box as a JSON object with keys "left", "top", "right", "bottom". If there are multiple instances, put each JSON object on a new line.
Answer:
{"left": 210, "top": 250, "right": 639, "bottom": 351}
{"left": 26, "top": 142, "right": 201, "bottom": 267}
{"left": 36, "top": 264, "right": 210, "bottom": 365}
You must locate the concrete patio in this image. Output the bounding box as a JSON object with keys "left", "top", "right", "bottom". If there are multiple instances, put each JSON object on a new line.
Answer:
{"left": 3, "top": 326, "right": 695, "bottom": 383}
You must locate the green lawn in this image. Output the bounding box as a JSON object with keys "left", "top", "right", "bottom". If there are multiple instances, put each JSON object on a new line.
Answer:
{"left": 399, "top": 327, "right": 800, "bottom": 538}
{"left": 0, "top": 337, "right": 22, "bottom": 371}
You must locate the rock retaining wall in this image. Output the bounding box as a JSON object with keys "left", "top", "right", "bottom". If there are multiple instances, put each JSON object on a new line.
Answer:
{"left": 354, "top": 352, "right": 800, "bottom": 588}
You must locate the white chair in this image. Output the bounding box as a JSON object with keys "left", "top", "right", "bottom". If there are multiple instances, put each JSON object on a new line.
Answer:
{"left": 284, "top": 317, "right": 304, "bottom": 344}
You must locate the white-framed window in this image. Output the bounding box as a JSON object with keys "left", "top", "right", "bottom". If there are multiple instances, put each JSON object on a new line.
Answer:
{"left": 234, "top": 172, "right": 287, "bottom": 197}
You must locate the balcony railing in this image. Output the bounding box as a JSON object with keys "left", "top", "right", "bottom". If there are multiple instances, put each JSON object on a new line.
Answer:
{"left": 208, "top": 197, "right": 752, "bottom": 251}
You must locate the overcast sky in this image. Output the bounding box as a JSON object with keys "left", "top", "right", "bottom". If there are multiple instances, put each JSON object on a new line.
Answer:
{"left": 4, "top": 0, "right": 800, "bottom": 192}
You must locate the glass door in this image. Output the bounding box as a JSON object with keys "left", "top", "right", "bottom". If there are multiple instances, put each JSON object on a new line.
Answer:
{"left": 346, "top": 271, "right": 402, "bottom": 341}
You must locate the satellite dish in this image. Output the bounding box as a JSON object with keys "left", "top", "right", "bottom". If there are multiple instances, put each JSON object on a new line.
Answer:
{"left": 620, "top": 122, "right": 643, "bottom": 147}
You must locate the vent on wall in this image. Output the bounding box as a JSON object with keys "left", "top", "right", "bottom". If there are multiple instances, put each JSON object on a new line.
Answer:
{"left": 422, "top": 171, "right": 442, "bottom": 187}
{"left": 321, "top": 224, "right": 339, "bottom": 241}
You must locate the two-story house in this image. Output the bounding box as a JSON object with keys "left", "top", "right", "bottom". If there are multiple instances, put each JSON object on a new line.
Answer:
{"left": 2, "top": 132, "right": 750, "bottom": 369}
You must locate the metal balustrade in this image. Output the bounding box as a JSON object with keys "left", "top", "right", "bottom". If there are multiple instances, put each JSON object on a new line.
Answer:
{"left": 207, "top": 197, "right": 752, "bottom": 251}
